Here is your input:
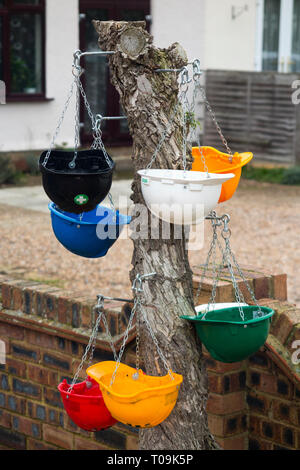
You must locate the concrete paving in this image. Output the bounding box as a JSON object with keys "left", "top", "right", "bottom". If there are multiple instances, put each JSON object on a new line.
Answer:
{"left": 0, "top": 180, "right": 133, "bottom": 213}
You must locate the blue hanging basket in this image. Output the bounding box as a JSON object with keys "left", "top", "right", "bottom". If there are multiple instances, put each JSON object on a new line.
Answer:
{"left": 49, "top": 202, "right": 131, "bottom": 259}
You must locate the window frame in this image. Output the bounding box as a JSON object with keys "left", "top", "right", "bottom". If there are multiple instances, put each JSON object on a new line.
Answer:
{"left": 0, "top": 0, "right": 47, "bottom": 102}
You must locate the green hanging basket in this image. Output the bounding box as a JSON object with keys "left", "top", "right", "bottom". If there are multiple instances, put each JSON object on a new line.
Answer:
{"left": 181, "top": 306, "right": 275, "bottom": 363}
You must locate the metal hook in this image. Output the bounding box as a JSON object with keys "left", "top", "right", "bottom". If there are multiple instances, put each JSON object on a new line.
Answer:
{"left": 180, "top": 67, "right": 192, "bottom": 86}
{"left": 192, "top": 59, "right": 202, "bottom": 80}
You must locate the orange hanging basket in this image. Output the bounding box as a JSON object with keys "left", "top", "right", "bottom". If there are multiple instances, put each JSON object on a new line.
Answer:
{"left": 192, "top": 147, "right": 253, "bottom": 203}
{"left": 87, "top": 362, "right": 183, "bottom": 428}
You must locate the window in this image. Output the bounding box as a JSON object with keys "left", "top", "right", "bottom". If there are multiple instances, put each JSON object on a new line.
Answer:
{"left": 0, "top": 0, "right": 45, "bottom": 101}
{"left": 257, "top": 0, "right": 300, "bottom": 72}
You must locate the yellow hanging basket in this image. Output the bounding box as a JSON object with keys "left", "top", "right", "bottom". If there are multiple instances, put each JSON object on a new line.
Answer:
{"left": 86, "top": 361, "right": 183, "bottom": 428}
{"left": 192, "top": 147, "right": 253, "bottom": 203}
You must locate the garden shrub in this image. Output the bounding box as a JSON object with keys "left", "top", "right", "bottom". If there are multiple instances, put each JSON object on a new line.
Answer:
{"left": 0, "top": 154, "right": 20, "bottom": 185}
{"left": 281, "top": 166, "right": 300, "bottom": 185}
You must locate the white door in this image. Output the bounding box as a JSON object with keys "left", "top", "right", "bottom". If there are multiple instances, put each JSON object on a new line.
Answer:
{"left": 256, "top": 0, "right": 300, "bottom": 72}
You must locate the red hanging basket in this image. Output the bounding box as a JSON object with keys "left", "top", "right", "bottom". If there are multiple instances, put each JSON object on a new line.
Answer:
{"left": 58, "top": 378, "right": 117, "bottom": 431}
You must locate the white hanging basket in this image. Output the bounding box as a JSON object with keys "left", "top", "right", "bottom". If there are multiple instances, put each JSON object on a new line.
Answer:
{"left": 138, "top": 169, "right": 235, "bottom": 225}
{"left": 195, "top": 302, "right": 248, "bottom": 315}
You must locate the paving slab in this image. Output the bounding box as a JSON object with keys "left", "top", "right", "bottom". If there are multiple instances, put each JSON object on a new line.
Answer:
{"left": 0, "top": 181, "right": 132, "bottom": 213}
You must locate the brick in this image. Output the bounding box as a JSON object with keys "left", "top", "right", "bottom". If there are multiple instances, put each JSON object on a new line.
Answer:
{"left": 277, "top": 378, "right": 292, "bottom": 399}
{"left": 43, "top": 424, "right": 73, "bottom": 449}
{"left": 12, "top": 415, "right": 41, "bottom": 438}
{"left": 273, "top": 274, "right": 288, "bottom": 301}
{"left": 43, "top": 353, "right": 70, "bottom": 371}
{"left": 1, "top": 282, "right": 12, "bottom": 309}
{"left": 208, "top": 414, "right": 225, "bottom": 436}
{"left": 273, "top": 401, "right": 297, "bottom": 425}
{"left": 270, "top": 308, "right": 300, "bottom": 345}
{"left": 216, "top": 435, "right": 246, "bottom": 450}
{"left": 11, "top": 286, "right": 23, "bottom": 311}
{"left": 206, "top": 392, "right": 246, "bottom": 415}
{"left": 0, "top": 409, "right": 11, "bottom": 428}
{"left": 254, "top": 276, "right": 272, "bottom": 300}
{"left": 254, "top": 372, "right": 277, "bottom": 395}
{"left": 27, "top": 402, "right": 46, "bottom": 421}
{"left": 6, "top": 394, "right": 26, "bottom": 414}
{"left": 0, "top": 392, "right": 5, "bottom": 407}
{"left": 261, "top": 420, "right": 281, "bottom": 442}
{"left": 225, "top": 414, "right": 248, "bottom": 436}
{"left": 248, "top": 438, "right": 273, "bottom": 450}
{"left": 0, "top": 427, "right": 26, "bottom": 449}
{"left": 95, "top": 427, "right": 127, "bottom": 449}
{"left": 249, "top": 351, "right": 271, "bottom": 369}
{"left": 13, "top": 378, "right": 41, "bottom": 399}
{"left": 44, "top": 387, "right": 64, "bottom": 409}
{"left": 74, "top": 436, "right": 108, "bottom": 450}
{"left": 246, "top": 393, "right": 271, "bottom": 416}
{"left": 11, "top": 343, "right": 39, "bottom": 362}
{"left": 281, "top": 426, "right": 296, "bottom": 447}
{"left": 6, "top": 358, "right": 27, "bottom": 378}
{"left": 0, "top": 374, "right": 10, "bottom": 391}
{"left": 25, "top": 329, "right": 56, "bottom": 350}
{"left": 28, "top": 364, "right": 58, "bottom": 386}
{"left": 208, "top": 374, "right": 224, "bottom": 394}
{"left": 77, "top": 299, "right": 94, "bottom": 329}
{"left": 27, "top": 438, "right": 59, "bottom": 450}
{"left": 33, "top": 286, "right": 60, "bottom": 318}
{"left": 204, "top": 355, "right": 245, "bottom": 373}
{"left": 0, "top": 322, "right": 24, "bottom": 341}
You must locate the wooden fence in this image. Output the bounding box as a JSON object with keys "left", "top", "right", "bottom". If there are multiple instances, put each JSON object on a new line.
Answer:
{"left": 203, "top": 70, "right": 300, "bottom": 164}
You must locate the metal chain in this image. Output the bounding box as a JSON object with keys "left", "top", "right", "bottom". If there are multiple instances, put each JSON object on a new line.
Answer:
{"left": 109, "top": 298, "right": 138, "bottom": 386}
{"left": 146, "top": 99, "right": 181, "bottom": 170}
{"left": 68, "top": 74, "right": 81, "bottom": 169}
{"left": 190, "top": 62, "right": 210, "bottom": 176}
{"left": 135, "top": 300, "right": 141, "bottom": 374}
{"left": 139, "top": 302, "right": 174, "bottom": 381}
{"left": 197, "top": 84, "right": 234, "bottom": 161}
{"left": 100, "top": 310, "right": 118, "bottom": 362}
{"left": 67, "top": 297, "right": 104, "bottom": 395}
{"left": 78, "top": 85, "right": 112, "bottom": 169}
{"left": 195, "top": 213, "right": 222, "bottom": 308}
{"left": 223, "top": 232, "right": 263, "bottom": 313}
{"left": 43, "top": 77, "right": 76, "bottom": 167}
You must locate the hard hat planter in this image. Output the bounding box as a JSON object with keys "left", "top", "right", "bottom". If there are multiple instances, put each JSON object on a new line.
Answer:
{"left": 40, "top": 57, "right": 115, "bottom": 214}
{"left": 195, "top": 302, "right": 248, "bottom": 315}
{"left": 40, "top": 149, "right": 115, "bottom": 214}
{"left": 181, "top": 213, "right": 274, "bottom": 363}
{"left": 138, "top": 169, "right": 234, "bottom": 225}
{"left": 49, "top": 202, "right": 131, "bottom": 258}
{"left": 87, "top": 361, "right": 183, "bottom": 428}
{"left": 58, "top": 377, "right": 117, "bottom": 431}
{"left": 86, "top": 273, "right": 183, "bottom": 428}
{"left": 192, "top": 147, "right": 253, "bottom": 203}
{"left": 58, "top": 298, "right": 119, "bottom": 431}
{"left": 181, "top": 306, "right": 274, "bottom": 363}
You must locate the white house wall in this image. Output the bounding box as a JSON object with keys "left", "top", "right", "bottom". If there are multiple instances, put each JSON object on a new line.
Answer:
{"left": 204, "top": 0, "right": 257, "bottom": 71}
{"left": 152, "top": 0, "right": 258, "bottom": 71}
{"left": 151, "top": 0, "right": 206, "bottom": 64}
{"left": 0, "top": 0, "right": 79, "bottom": 152}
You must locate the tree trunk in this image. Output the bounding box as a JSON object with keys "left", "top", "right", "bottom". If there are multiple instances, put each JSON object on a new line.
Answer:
{"left": 93, "top": 20, "right": 219, "bottom": 451}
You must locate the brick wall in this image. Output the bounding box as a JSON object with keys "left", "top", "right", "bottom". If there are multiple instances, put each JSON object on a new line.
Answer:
{"left": 0, "top": 266, "right": 299, "bottom": 450}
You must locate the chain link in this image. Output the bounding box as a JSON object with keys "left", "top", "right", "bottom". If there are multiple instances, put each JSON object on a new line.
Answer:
{"left": 195, "top": 213, "right": 263, "bottom": 322}
{"left": 67, "top": 297, "right": 104, "bottom": 395}
{"left": 43, "top": 78, "right": 76, "bottom": 167}
{"left": 198, "top": 85, "right": 233, "bottom": 161}
{"left": 43, "top": 63, "right": 113, "bottom": 170}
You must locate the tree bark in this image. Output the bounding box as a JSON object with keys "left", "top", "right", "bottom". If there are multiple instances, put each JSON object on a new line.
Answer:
{"left": 93, "top": 20, "right": 219, "bottom": 451}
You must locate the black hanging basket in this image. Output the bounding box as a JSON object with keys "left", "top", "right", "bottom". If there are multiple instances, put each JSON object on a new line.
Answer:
{"left": 39, "top": 149, "right": 115, "bottom": 214}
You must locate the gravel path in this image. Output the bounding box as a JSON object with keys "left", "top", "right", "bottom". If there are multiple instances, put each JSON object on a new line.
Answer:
{"left": 0, "top": 180, "right": 299, "bottom": 306}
